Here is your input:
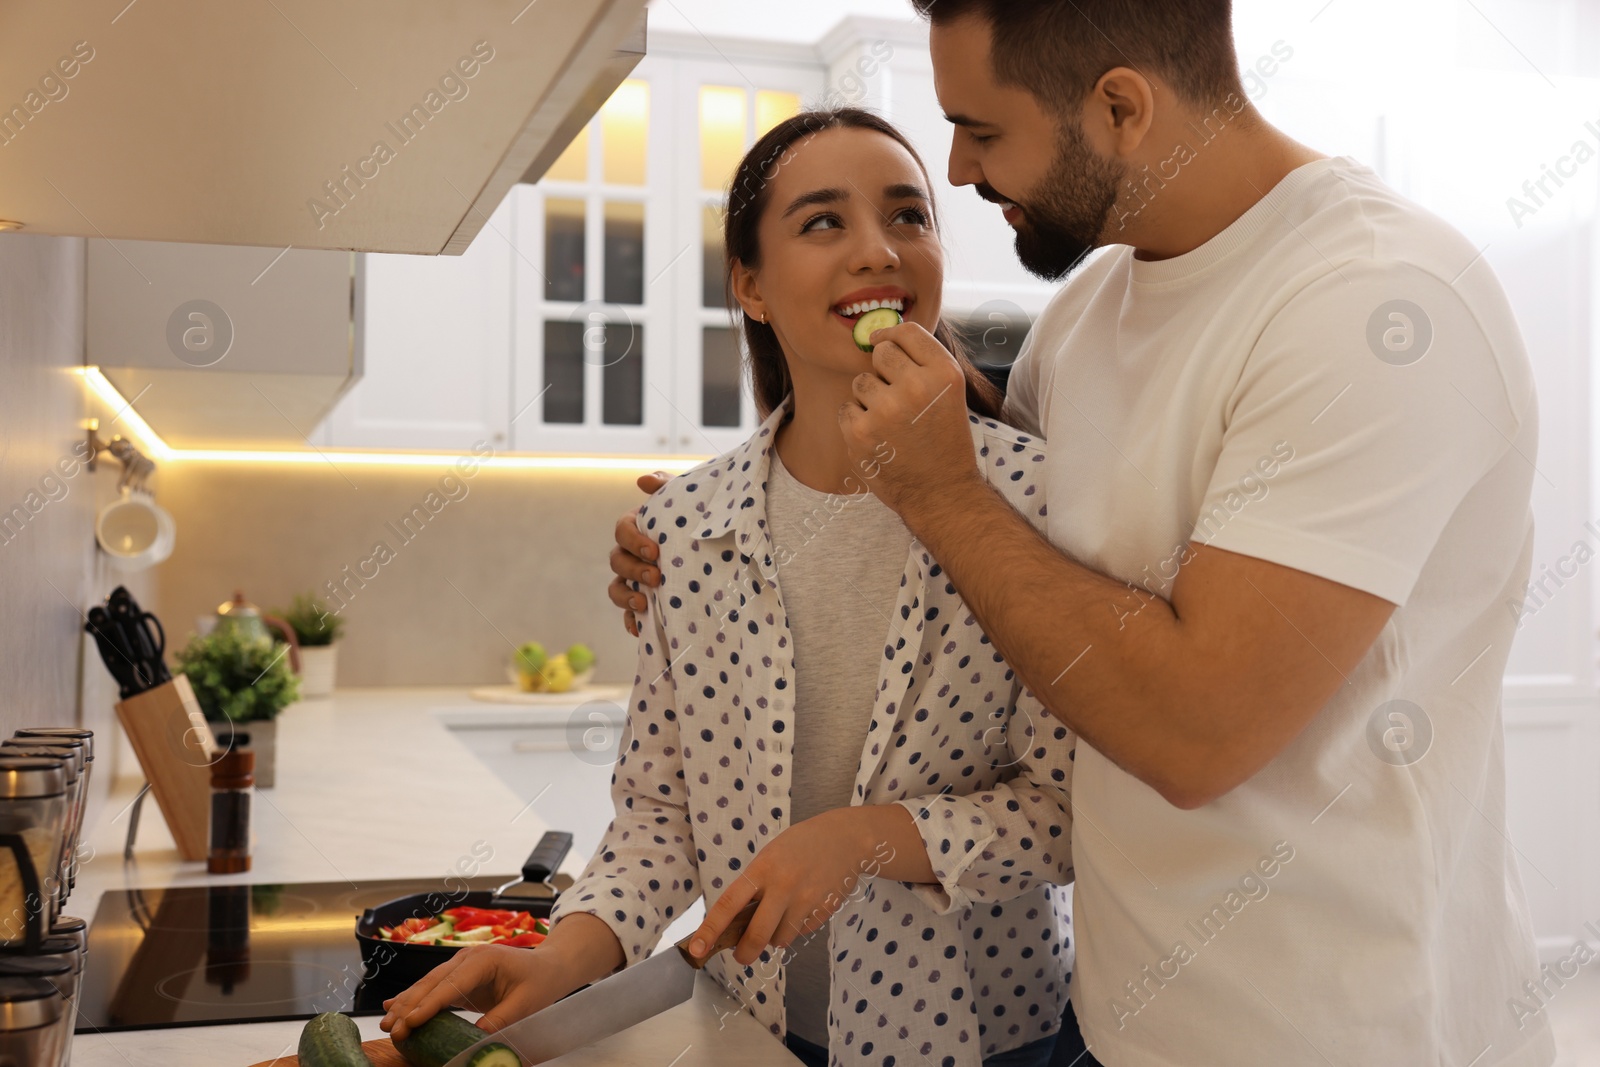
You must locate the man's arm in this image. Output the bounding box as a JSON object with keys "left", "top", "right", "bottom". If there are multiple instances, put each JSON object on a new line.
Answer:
{"left": 899, "top": 469, "right": 1391, "bottom": 809}
{"left": 840, "top": 321, "right": 1395, "bottom": 810}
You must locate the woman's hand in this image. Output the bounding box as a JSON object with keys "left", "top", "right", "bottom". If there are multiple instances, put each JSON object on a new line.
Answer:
{"left": 379, "top": 944, "right": 568, "bottom": 1039}
{"left": 685, "top": 807, "right": 907, "bottom": 968}
{"left": 607, "top": 472, "right": 672, "bottom": 637}
{"left": 381, "top": 912, "right": 625, "bottom": 1039}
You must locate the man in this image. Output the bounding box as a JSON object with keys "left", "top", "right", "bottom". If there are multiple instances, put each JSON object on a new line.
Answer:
{"left": 612, "top": 1, "right": 1555, "bottom": 1064}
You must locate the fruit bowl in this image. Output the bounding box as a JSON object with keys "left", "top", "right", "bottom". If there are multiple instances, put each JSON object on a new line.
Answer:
{"left": 505, "top": 665, "right": 595, "bottom": 692}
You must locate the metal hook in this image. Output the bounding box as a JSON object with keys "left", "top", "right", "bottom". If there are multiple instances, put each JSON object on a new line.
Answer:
{"left": 86, "top": 421, "right": 156, "bottom": 494}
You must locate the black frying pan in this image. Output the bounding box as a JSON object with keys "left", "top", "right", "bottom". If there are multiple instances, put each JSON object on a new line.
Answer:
{"left": 355, "top": 831, "right": 573, "bottom": 988}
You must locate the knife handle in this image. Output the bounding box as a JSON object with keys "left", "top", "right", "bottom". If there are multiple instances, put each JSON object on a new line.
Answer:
{"left": 676, "top": 900, "right": 760, "bottom": 970}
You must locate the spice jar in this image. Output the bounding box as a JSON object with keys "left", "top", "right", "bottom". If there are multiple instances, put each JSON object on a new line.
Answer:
{"left": 0, "top": 749, "right": 78, "bottom": 917}
{"left": 0, "top": 759, "right": 66, "bottom": 948}
{"left": 0, "top": 740, "right": 85, "bottom": 891}
{"left": 0, "top": 956, "right": 72, "bottom": 1067}
{"left": 48, "top": 917, "right": 85, "bottom": 1067}
{"left": 208, "top": 749, "right": 254, "bottom": 874}
{"left": 12, "top": 731, "right": 92, "bottom": 845}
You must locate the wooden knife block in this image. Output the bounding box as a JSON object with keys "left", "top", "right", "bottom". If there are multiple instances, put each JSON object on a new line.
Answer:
{"left": 114, "top": 676, "right": 220, "bottom": 862}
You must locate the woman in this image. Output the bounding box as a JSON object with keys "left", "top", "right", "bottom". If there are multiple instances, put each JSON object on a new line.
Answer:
{"left": 381, "top": 108, "right": 1075, "bottom": 1067}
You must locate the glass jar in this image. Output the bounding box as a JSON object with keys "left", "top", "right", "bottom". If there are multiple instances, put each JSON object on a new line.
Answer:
{"left": 12, "top": 732, "right": 92, "bottom": 828}
{"left": 3, "top": 739, "right": 85, "bottom": 868}
{"left": 48, "top": 918, "right": 84, "bottom": 1067}
{"left": 0, "top": 749, "right": 78, "bottom": 918}
{"left": 0, "top": 760, "right": 66, "bottom": 948}
{"left": 0, "top": 958, "right": 69, "bottom": 1067}
{"left": 0, "top": 937, "right": 78, "bottom": 1065}
{"left": 208, "top": 749, "right": 254, "bottom": 875}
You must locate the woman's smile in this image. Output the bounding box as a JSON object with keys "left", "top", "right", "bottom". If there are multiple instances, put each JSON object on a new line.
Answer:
{"left": 829, "top": 285, "right": 914, "bottom": 331}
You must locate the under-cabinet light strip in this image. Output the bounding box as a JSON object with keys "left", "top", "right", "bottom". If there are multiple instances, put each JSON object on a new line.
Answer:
{"left": 77, "top": 367, "right": 708, "bottom": 473}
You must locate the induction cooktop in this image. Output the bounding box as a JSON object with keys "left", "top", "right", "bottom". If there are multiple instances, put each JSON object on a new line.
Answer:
{"left": 77, "top": 875, "right": 511, "bottom": 1032}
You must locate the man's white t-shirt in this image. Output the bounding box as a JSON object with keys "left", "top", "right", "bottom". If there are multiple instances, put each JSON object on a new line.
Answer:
{"left": 1004, "top": 157, "right": 1556, "bottom": 1066}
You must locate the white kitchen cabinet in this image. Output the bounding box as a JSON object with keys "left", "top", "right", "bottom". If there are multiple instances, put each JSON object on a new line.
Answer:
{"left": 509, "top": 62, "right": 677, "bottom": 455}
{"left": 314, "top": 20, "right": 1049, "bottom": 456}
{"left": 662, "top": 55, "right": 825, "bottom": 456}
{"left": 320, "top": 198, "right": 515, "bottom": 452}
{"left": 510, "top": 51, "right": 824, "bottom": 456}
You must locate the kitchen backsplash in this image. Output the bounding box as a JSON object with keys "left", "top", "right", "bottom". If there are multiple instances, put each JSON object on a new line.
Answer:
{"left": 153, "top": 460, "right": 656, "bottom": 688}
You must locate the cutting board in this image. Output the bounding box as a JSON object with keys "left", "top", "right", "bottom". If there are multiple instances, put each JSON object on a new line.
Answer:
{"left": 247, "top": 1039, "right": 407, "bottom": 1067}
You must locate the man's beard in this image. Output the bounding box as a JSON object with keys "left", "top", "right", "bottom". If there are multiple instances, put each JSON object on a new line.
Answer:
{"left": 982, "top": 123, "right": 1125, "bottom": 281}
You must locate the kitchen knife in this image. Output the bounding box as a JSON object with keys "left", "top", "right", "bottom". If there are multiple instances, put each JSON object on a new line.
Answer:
{"left": 107, "top": 586, "right": 170, "bottom": 687}
{"left": 440, "top": 900, "right": 759, "bottom": 1067}
{"left": 86, "top": 606, "right": 142, "bottom": 698}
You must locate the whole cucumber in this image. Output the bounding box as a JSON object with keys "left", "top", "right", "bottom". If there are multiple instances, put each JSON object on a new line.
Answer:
{"left": 299, "top": 1012, "right": 374, "bottom": 1067}
{"left": 393, "top": 1010, "right": 520, "bottom": 1067}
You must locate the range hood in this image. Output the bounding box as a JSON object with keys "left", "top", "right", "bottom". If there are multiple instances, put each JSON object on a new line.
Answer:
{"left": 0, "top": 0, "right": 646, "bottom": 254}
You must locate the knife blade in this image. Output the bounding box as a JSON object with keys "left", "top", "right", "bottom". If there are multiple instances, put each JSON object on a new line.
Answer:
{"left": 441, "top": 900, "right": 759, "bottom": 1067}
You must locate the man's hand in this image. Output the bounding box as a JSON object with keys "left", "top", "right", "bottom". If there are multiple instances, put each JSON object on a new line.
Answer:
{"left": 684, "top": 808, "right": 896, "bottom": 968}
{"left": 608, "top": 472, "right": 671, "bottom": 637}
{"left": 839, "top": 321, "right": 981, "bottom": 518}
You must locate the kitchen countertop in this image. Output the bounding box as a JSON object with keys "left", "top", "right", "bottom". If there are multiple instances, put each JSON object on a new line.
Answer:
{"left": 68, "top": 687, "right": 800, "bottom": 1066}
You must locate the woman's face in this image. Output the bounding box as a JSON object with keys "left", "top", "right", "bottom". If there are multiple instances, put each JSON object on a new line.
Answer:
{"left": 734, "top": 126, "right": 946, "bottom": 383}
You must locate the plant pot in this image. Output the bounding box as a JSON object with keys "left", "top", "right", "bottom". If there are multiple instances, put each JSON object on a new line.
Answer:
{"left": 297, "top": 644, "right": 339, "bottom": 699}
{"left": 233, "top": 719, "right": 278, "bottom": 789}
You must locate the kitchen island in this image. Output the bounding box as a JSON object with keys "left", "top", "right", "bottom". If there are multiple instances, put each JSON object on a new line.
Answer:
{"left": 68, "top": 688, "right": 800, "bottom": 1066}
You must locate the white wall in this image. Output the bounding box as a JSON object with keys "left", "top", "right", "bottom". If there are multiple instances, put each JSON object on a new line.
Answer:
{"left": 0, "top": 232, "right": 158, "bottom": 825}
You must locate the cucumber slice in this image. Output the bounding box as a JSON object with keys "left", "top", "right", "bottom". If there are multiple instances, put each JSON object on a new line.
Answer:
{"left": 299, "top": 1012, "right": 374, "bottom": 1067}
{"left": 464, "top": 1046, "right": 520, "bottom": 1067}
{"left": 852, "top": 307, "right": 902, "bottom": 352}
{"left": 408, "top": 920, "right": 453, "bottom": 942}
{"left": 393, "top": 1010, "right": 521, "bottom": 1067}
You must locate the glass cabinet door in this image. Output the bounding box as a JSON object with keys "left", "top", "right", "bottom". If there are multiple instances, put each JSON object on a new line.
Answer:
{"left": 512, "top": 70, "right": 674, "bottom": 454}
{"left": 668, "top": 59, "right": 823, "bottom": 457}
{"left": 512, "top": 55, "right": 823, "bottom": 457}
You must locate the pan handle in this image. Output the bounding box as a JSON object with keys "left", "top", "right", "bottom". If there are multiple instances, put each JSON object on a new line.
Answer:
{"left": 521, "top": 830, "right": 574, "bottom": 883}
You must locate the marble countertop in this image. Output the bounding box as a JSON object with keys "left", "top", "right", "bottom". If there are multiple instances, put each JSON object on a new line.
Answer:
{"left": 67, "top": 688, "right": 798, "bottom": 1067}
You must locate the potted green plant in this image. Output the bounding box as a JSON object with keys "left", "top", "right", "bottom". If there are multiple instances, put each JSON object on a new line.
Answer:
{"left": 278, "top": 593, "right": 345, "bottom": 699}
{"left": 175, "top": 627, "right": 300, "bottom": 788}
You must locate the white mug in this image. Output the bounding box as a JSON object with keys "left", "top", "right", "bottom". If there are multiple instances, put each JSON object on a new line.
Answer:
{"left": 95, "top": 490, "right": 175, "bottom": 572}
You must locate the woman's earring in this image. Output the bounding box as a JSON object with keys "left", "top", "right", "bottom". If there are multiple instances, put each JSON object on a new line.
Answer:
{"left": 759, "top": 312, "right": 767, "bottom": 324}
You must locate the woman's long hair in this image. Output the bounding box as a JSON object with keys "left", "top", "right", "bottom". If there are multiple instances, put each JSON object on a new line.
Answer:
{"left": 722, "top": 107, "right": 1005, "bottom": 422}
